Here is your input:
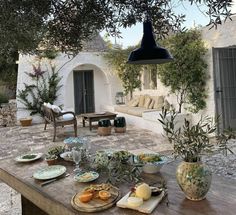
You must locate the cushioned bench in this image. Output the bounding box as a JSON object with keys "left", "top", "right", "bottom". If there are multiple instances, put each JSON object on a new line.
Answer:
{"left": 114, "top": 95, "right": 170, "bottom": 117}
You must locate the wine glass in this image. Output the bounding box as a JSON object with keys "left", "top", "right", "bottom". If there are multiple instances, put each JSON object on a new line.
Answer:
{"left": 72, "top": 148, "right": 81, "bottom": 173}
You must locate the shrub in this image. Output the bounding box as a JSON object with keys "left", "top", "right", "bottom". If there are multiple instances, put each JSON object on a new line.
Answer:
{"left": 0, "top": 93, "right": 8, "bottom": 105}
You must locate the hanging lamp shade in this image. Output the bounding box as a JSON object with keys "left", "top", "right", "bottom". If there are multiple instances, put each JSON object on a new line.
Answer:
{"left": 127, "top": 20, "right": 173, "bottom": 64}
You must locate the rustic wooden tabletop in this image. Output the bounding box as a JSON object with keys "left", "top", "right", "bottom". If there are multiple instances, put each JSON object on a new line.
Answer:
{"left": 0, "top": 157, "right": 236, "bottom": 215}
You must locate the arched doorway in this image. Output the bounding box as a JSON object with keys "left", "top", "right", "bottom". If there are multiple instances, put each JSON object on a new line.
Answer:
{"left": 73, "top": 70, "right": 95, "bottom": 114}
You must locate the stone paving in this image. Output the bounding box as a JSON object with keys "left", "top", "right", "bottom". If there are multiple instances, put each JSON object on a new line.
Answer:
{"left": 0, "top": 122, "right": 236, "bottom": 214}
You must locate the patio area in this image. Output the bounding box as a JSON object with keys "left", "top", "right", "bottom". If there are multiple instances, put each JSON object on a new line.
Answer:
{"left": 0, "top": 122, "right": 236, "bottom": 214}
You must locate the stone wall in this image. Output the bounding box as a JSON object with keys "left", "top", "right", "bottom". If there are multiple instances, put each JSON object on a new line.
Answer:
{"left": 0, "top": 100, "right": 17, "bottom": 127}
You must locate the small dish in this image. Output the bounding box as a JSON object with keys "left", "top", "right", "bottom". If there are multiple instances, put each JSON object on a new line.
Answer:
{"left": 74, "top": 171, "right": 99, "bottom": 182}
{"left": 15, "top": 153, "right": 43, "bottom": 163}
{"left": 60, "top": 151, "right": 73, "bottom": 161}
{"left": 137, "top": 153, "right": 168, "bottom": 174}
{"left": 64, "top": 137, "right": 87, "bottom": 150}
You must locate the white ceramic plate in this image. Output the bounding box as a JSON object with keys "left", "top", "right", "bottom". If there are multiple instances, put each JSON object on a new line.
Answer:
{"left": 74, "top": 171, "right": 99, "bottom": 182}
{"left": 15, "top": 153, "right": 43, "bottom": 163}
{"left": 33, "top": 165, "right": 66, "bottom": 180}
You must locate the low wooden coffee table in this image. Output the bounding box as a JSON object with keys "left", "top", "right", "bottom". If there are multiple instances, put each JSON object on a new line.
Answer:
{"left": 81, "top": 112, "right": 117, "bottom": 131}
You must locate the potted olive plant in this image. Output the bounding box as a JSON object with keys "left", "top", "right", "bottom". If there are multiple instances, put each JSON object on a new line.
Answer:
{"left": 159, "top": 109, "right": 217, "bottom": 201}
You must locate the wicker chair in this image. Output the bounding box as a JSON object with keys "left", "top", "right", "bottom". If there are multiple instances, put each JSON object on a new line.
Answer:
{"left": 42, "top": 105, "right": 77, "bottom": 142}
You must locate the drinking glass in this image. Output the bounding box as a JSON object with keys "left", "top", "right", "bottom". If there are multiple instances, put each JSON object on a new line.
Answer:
{"left": 72, "top": 148, "right": 81, "bottom": 173}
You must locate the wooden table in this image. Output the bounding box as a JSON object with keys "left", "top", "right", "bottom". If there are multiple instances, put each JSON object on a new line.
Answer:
{"left": 80, "top": 112, "right": 117, "bottom": 131}
{"left": 0, "top": 158, "right": 236, "bottom": 215}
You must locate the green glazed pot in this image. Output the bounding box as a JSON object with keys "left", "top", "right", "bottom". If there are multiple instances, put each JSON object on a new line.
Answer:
{"left": 114, "top": 117, "right": 126, "bottom": 128}
{"left": 98, "top": 119, "right": 111, "bottom": 127}
{"left": 176, "top": 161, "right": 212, "bottom": 201}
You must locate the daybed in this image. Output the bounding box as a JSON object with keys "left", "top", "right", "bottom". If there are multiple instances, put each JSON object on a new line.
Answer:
{"left": 114, "top": 95, "right": 170, "bottom": 117}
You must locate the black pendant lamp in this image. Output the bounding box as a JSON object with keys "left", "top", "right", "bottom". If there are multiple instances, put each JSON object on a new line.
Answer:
{"left": 127, "top": 20, "right": 173, "bottom": 64}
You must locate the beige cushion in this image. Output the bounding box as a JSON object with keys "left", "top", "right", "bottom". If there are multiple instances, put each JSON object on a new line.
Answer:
{"left": 148, "top": 100, "right": 155, "bottom": 109}
{"left": 138, "top": 95, "right": 145, "bottom": 107}
{"left": 127, "top": 97, "right": 139, "bottom": 107}
{"left": 127, "top": 99, "right": 134, "bottom": 107}
{"left": 153, "top": 96, "right": 164, "bottom": 109}
{"left": 157, "top": 96, "right": 164, "bottom": 105}
{"left": 144, "top": 97, "right": 152, "bottom": 109}
{"left": 127, "top": 107, "right": 146, "bottom": 117}
{"left": 114, "top": 105, "right": 130, "bottom": 113}
{"left": 130, "top": 98, "right": 139, "bottom": 107}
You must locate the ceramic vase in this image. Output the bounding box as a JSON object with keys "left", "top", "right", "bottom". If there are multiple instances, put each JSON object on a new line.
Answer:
{"left": 176, "top": 161, "right": 212, "bottom": 201}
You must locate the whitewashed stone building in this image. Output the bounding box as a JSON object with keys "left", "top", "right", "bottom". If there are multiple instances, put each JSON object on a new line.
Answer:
{"left": 16, "top": 35, "right": 122, "bottom": 123}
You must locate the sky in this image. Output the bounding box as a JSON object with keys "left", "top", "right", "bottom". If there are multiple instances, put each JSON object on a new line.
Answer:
{"left": 101, "top": 1, "right": 236, "bottom": 48}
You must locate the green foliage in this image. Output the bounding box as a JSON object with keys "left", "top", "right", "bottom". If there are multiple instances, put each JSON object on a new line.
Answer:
{"left": 158, "top": 29, "right": 208, "bottom": 113}
{"left": 0, "top": 1, "right": 232, "bottom": 56}
{"left": 94, "top": 150, "right": 141, "bottom": 184}
{"left": 0, "top": 93, "right": 8, "bottom": 105}
{"left": 17, "top": 63, "right": 62, "bottom": 116}
{"left": 37, "top": 50, "right": 59, "bottom": 60}
{"left": 159, "top": 109, "right": 217, "bottom": 162}
{"left": 104, "top": 46, "right": 141, "bottom": 98}
{"left": 0, "top": 50, "right": 18, "bottom": 88}
{"left": 217, "top": 127, "right": 235, "bottom": 156}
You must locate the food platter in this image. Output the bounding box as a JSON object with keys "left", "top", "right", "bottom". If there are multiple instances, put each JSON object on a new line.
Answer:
{"left": 71, "top": 183, "right": 120, "bottom": 212}
{"left": 117, "top": 189, "right": 165, "bottom": 214}
{"left": 15, "top": 153, "right": 43, "bottom": 163}
{"left": 74, "top": 171, "right": 99, "bottom": 183}
{"left": 33, "top": 165, "right": 66, "bottom": 180}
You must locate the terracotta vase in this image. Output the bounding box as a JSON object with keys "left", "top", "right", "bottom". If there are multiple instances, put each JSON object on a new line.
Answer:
{"left": 176, "top": 161, "right": 212, "bottom": 201}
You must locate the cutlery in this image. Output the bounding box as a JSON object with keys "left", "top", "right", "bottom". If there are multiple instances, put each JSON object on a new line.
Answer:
{"left": 41, "top": 173, "right": 70, "bottom": 187}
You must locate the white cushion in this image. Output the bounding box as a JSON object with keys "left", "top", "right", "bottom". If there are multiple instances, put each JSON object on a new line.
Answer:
{"left": 62, "top": 113, "right": 74, "bottom": 121}
{"left": 51, "top": 105, "right": 62, "bottom": 113}
{"left": 46, "top": 103, "right": 52, "bottom": 109}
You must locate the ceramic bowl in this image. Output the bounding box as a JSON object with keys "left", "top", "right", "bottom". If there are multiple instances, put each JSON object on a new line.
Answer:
{"left": 64, "top": 137, "right": 87, "bottom": 150}
{"left": 138, "top": 154, "right": 168, "bottom": 174}
{"left": 60, "top": 151, "right": 73, "bottom": 161}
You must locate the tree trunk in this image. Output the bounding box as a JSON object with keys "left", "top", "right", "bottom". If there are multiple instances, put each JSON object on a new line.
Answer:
{"left": 178, "top": 102, "right": 182, "bottom": 113}
{"left": 130, "top": 90, "right": 133, "bottom": 100}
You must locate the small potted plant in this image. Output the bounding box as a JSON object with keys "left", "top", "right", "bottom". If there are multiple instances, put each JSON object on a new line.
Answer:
{"left": 45, "top": 154, "right": 58, "bottom": 165}
{"left": 159, "top": 109, "right": 217, "bottom": 201}
{"left": 19, "top": 117, "right": 32, "bottom": 126}
{"left": 97, "top": 119, "right": 112, "bottom": 136}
